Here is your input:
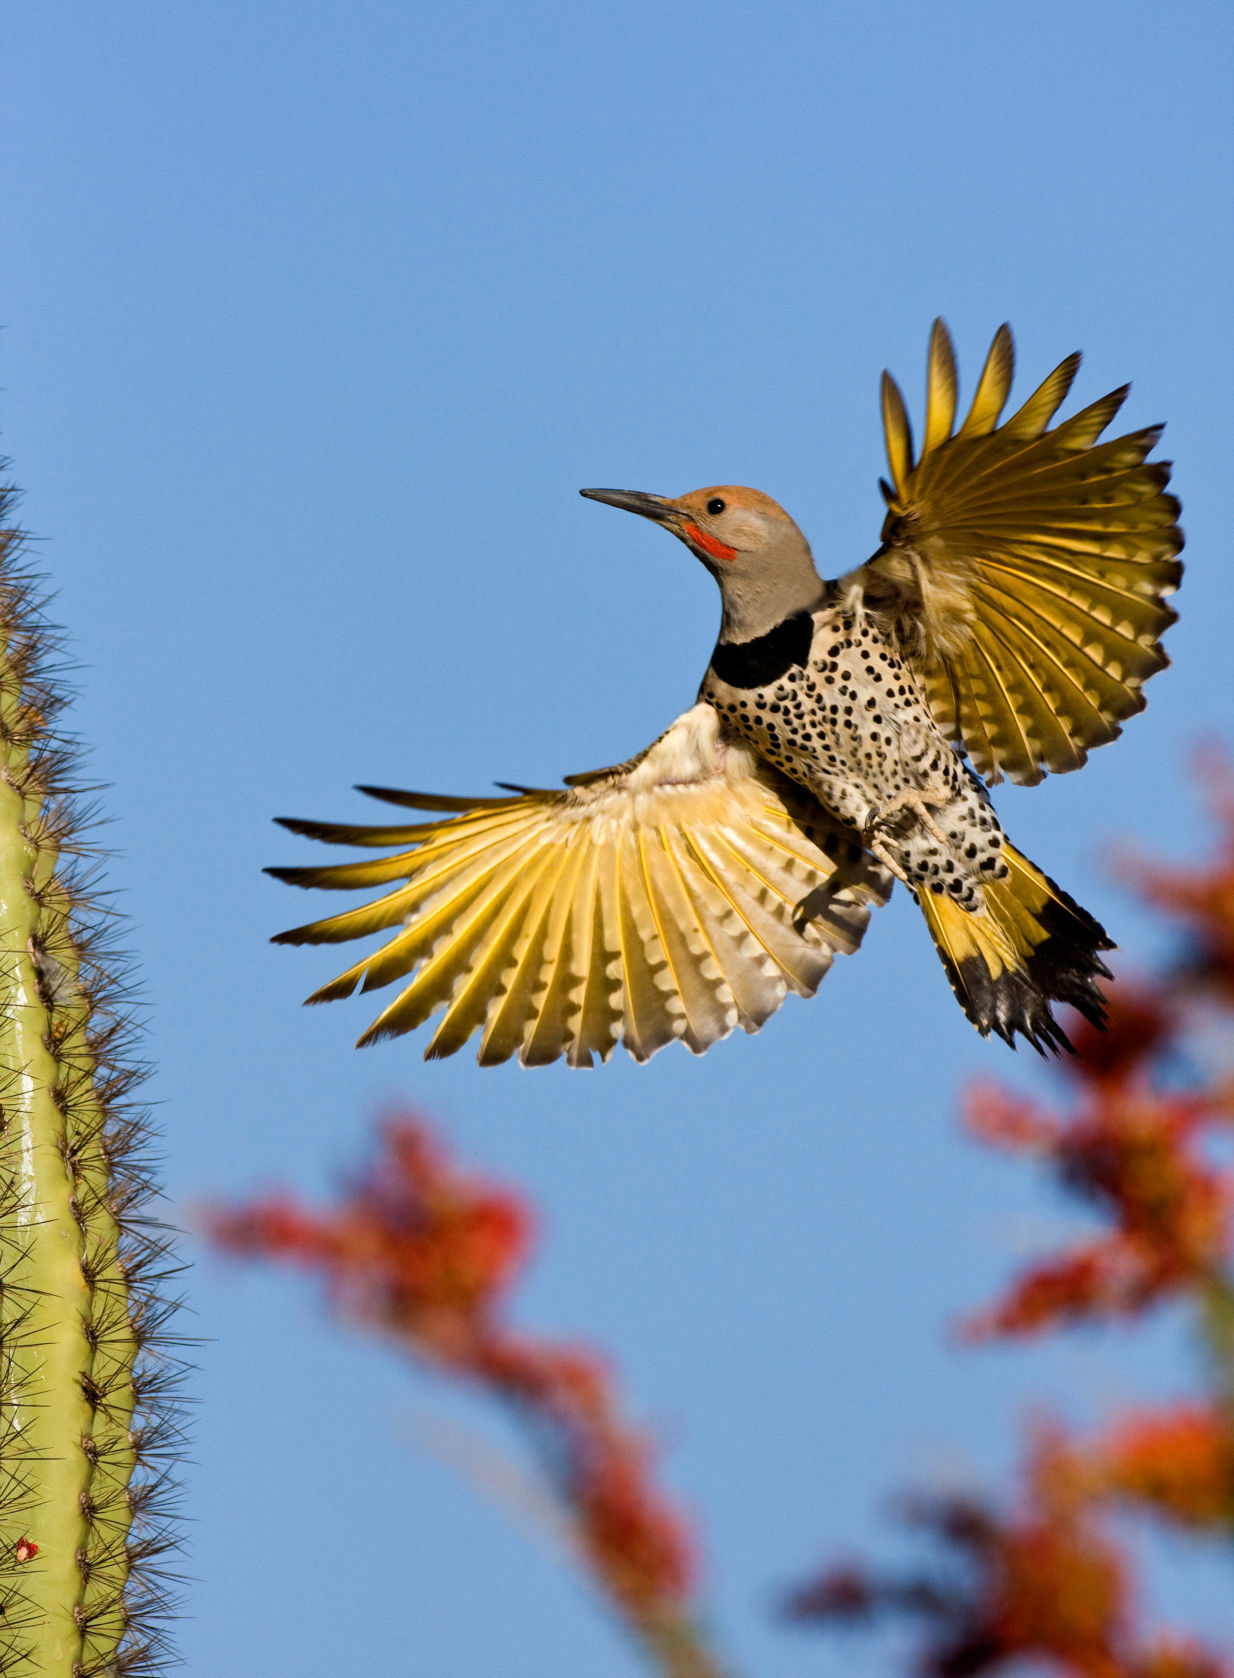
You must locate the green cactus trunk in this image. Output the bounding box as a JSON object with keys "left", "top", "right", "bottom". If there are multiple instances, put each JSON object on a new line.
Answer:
{"left": 0, "top": 484, "right": 181, "bottom": 1675}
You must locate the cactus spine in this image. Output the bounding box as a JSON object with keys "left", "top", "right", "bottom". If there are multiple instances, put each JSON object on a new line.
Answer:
{"left": 0, "top": 482, "right": 181, "bottom": 1675}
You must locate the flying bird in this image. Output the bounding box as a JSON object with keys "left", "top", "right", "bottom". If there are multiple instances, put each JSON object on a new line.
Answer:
{"left": 270, "top": 322, "right": 1182, "bottom": 1066}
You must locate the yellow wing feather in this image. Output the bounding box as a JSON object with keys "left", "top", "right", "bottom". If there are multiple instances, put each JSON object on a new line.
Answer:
{"left": 922, "top": 317, "right": 958, "bottom": 457}
{"left": 477, "top": 836, "right": 587, "bottom": 1067}
{"left": 956, "top": 323, "right": 1015, "bottom": 440}
{"left": 269, "top": 704, "right": 892, "bottom": 1066}
{"left": 636, "top": 830, "right": 733, "bottom": 1054}
{"left": 563, "top": 842, "right": 618, "bottom": 1067}
{"left": 850, "top": 321, "right": 1182, "bottom": 784}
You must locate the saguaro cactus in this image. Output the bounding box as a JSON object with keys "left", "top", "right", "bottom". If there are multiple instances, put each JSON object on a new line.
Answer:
{"left": 0, "top": 481, "right": 182, "bottom": 1675}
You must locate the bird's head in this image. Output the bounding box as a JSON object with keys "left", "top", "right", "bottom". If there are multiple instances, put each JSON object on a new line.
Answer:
{"left": 580, "top": 484, "right": 824, "bottom": 642}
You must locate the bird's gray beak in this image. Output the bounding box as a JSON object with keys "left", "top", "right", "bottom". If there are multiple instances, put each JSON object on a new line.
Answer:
{"left": 579, "top": 488, "right": 682, "bottom": 525}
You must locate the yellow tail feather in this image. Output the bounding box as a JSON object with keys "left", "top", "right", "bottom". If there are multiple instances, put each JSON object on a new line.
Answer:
{"left": 918, "top": 843, "right": 1113, "bottom": 1053}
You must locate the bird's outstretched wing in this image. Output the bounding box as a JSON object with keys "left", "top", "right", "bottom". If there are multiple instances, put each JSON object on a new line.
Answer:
{"left": 269, "top": 704, "right": 891, "bottom": 1067}
{"left": 842, "top": 319, "right": 1183, "bottom": 786}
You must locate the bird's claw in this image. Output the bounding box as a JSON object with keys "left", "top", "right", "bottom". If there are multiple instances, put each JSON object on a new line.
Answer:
{"left": 867, "top": 838, "right": 910, "bottom": 885}
{"left": 862, "top": 789, "right": 953, "bottom": 882}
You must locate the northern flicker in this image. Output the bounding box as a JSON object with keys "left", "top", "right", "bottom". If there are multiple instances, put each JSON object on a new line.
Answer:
{"left": 271, "top": 322, "right": 1182, "bottom": 1066}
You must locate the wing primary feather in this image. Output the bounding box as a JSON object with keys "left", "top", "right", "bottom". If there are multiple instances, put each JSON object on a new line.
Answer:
{"left": 472, "top": 853, "right": 569, "bottom": 1065}
{"left": 273, "top": 891, "right": 431, "bottom": 949}
{"left": 923, "top": 318, "right": 958, "bottom": 454}
{"left": 266, "top": 854, "right": 442, "bottom": 891}
{"left": 350, "top": 833, "right": 549, "bottom": 1004}
{"left": 565, "top": 839, "right": 617, "bottom": 1067}
{"left": 429, "top": 848, "right": 561, "bottom": 1063}
{"left": 370, "top": 848, "right": 555, "bottom": 1050}
{"left": 355, "top": 785, "right": 527, "bottom": 812}
{"left": 1051, "top": 387, "right": 1130, "bottom": 453}
{"left": 881, "top": 371, "right": 915, "bottom": 496}
{"left": 999, "top": 352, "right": 1081, "bottom": 442}
{"left": 275, "top": 807, "right": 534, "bottom": 848}
{"left": 272, "top": 818, "right": 552, "bottom": 948}
{"left": 957, "top": 323, "right": 1015, "bottom": 438}
{"left": 515, "top": 836, "right": 593, "bottom": 1066}
{"left": 958, "top": 440, "right": 1167, "bottom": 507}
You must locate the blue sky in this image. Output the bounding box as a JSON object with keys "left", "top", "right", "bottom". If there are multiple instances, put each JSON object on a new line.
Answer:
{"left": 4, "top": 4, "right": 1233, "bottom": 1674}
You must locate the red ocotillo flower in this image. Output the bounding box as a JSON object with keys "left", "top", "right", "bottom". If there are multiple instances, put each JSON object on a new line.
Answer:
{"left": 207, "top": 1117, "right": 713, "bottom": 1675}
{"left": 212, "top": 1121, "right": 531, "bottom": 1361}
{"left": 1077, "top": 1403, "right": 1234, "bottom": 1532}
{"left": 787, "top": 1427, "right": 1232, "bottom": 1678}
{"left": 960, "top": 978, "right": 1233, "bottom": 1340}
{"left": 1120, "top": 752, "right": 1234, "bottom": 1003}
{"left": 962, "top": 1079, "right": 1231, "bottom": 1336}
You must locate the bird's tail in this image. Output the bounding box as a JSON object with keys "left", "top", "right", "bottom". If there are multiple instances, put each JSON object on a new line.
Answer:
{"left": 917, "top": 843, "right": 1113, "bottom": 1053}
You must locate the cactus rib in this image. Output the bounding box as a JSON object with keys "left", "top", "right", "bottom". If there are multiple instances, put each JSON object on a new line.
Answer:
{"left": 0, "top": 481, "right": 185, "bottom": 1676}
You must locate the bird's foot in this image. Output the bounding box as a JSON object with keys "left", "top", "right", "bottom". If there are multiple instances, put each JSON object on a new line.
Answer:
{"left": 866, "top": 838, "right": 910, "bottom": 885}
{"left": 862, "top": 789, "right": 952, "bottom": 882}
{"left": 865, "top": 788, "right": 951, "bottom": 847}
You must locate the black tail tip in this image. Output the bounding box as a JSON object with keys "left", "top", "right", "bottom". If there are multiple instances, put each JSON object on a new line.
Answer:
{"left": 960, "top": 959, "right": 1090, "bottom": 1058}
{"left": 954, "top": 883, "right": 1113, "bottom": 1057}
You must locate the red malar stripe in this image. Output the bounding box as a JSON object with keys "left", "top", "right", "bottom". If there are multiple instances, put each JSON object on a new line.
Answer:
{"left": 682, "top": 522, "right": 737, "bottom": 562}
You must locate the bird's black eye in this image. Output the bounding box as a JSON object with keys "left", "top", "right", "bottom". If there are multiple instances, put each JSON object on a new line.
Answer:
{"left": 706, "top": 497, "right": 726, "bottom": 516}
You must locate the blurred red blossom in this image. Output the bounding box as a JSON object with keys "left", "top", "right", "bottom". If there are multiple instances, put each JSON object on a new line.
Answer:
{"left": 961, "top": 1072, "right": 1231, "bottom": 1337}
{"left": 792, "top": 758, "right": 1234, "bottom": 1678}
{"left": 207, "top": 1118, "right": 714, "bottom": 1676}
{"left": 955, "top": 778, "right": 1234, "bottom": 1339}
{"left": 788, "top": 1428, "right": 1232, "bottom": 1678}
{"left": 213, "top": 1123, "right": 531, "bottom": 1348}
{"left": 1074, "top": 1403, "right": 1234, "bottom": 1532}
{"left": 1118, "top": 751, "right": 1234, "bottom": 1004}
{"left": 1063, "top": 987, "right": 1177, "bottom": 1087}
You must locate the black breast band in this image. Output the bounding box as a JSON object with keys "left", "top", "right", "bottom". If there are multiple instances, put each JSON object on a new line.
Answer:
{"left": 708, "top": 609, "right": 815, "bottom": 689}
